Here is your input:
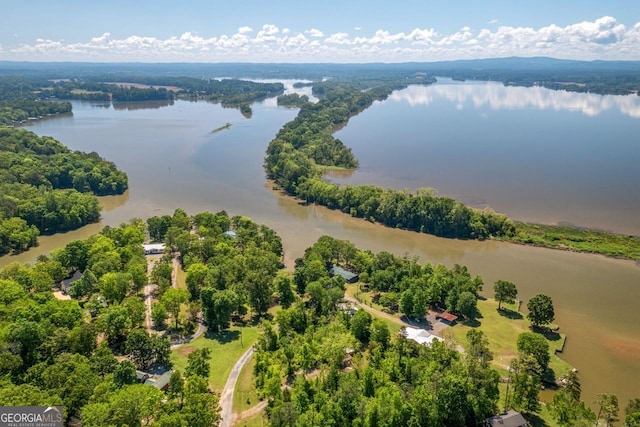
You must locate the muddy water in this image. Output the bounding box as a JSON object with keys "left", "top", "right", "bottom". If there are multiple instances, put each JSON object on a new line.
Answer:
{"left": 3, "top": 87, "right": 639, "bottom": 406}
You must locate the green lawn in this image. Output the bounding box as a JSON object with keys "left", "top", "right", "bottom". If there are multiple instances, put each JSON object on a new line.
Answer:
{"left": 234, "top": 411, "right": 267, "bottom": 427}
{"left": 171, "top": 325, "right": 259, "bottom": 392}
{"left": 232, "top": 354, "right": 261, "bottom": 413}
{"left": 442, "top": 298, "right": 573, "bottom": 382}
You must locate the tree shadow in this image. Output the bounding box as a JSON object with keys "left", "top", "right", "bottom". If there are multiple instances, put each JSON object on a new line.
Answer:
{"left": 462, "top": 318, "right": 481, "bottom": 327}
{"left": 205, "top": 329, "right": 240, "bottom": 344}
{"left": 543, "top": 368, "right": 558, "bottom": 386}
{"left": 525, "top": 413, "right": 551, "bottom": 427}
{"left": 497, "top": 308, "right": 524, "bottom": 320}
{"left": 533, "top": 326, "right": 562, "bottom": 342}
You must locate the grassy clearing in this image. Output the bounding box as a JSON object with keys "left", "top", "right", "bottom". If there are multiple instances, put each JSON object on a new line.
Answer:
{"left": 442, "top": 298, "right": 573, "bottom": 381}
{"left": 232, "top": 354, "right": 261, "bottom": 413}
{"left": 234, "top": 412, "right": 267, "bottom": 427}
{"left": 509, "top": 222, "right": 640, "bottom": 260}
{"left": 170, "top": 325, "right": 259, "bottom": 392}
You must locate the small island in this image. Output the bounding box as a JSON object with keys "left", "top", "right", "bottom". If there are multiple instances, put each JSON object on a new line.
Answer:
{"left": 211, "top": 122, "right": 232, "bottom": 133}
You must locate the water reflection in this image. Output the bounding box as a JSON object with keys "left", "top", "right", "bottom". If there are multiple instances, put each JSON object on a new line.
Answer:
{"left": 390, "top": 79, "right": 640, "bottom": 118}
{"left": 112, "top": 99, "right": 175, "bottom": 111}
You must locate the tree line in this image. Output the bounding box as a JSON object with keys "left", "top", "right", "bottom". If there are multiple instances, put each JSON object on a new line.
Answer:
{"left": 264, "top": 79, "right": 517, "bottom": 240}
{"left": 0, "top": 128, "right": 127, "bottom": 254}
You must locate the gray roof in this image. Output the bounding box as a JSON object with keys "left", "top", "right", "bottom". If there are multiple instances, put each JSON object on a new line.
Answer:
{"left": 60, "top": 271, "right": 83, "bottom": 293}
{"left": 329, "top": 265, "right": 358, "bottom": 282}
{"left": 486, "top": 410, "right": 530, "bottom": 427}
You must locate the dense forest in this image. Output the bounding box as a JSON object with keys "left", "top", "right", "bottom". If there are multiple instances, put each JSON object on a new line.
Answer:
{"left": 0, "top": 215, "right": 235, "bottom": 425}
{"left": 147, "top": 209, "right": 284, "bottom": 329}
{"left": 250, "top": 235, "right": 621, "bottom": 426}
{"left": 0, "top": 128, "right": 127, "bottom": 254}
{"left": 0, "top": 75, "right": 284, "bottom": 126}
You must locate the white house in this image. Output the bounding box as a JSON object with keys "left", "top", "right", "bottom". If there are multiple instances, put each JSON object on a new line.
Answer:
{"left": 402, "top": 327, "right": 444, "bottom": 347}
{"left": 143, "top": 243, "right": 166, "bottom": 255}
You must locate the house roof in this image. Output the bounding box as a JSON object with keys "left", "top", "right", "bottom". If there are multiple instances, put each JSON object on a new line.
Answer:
{"left": 153, "top": 371, "right": 173, "bottom": 390}
{"left": 144, "top": 371, "right": 173, "bottom": 390}
{"left": 439, "top": 312, "right": 458, "bottom": 322}
{"left": 224, "top": 230, "right": 237, "bottom": 238}
{"left": 143, "top": 243, "right": 166, "bottom": 251}
{"left": 60, "top": 271, "right": 83, "bottom": 291}
{"left": 486, "top": 410, "right": 530, "bottom": 427}
{"left": 403, "top": 327, "right": 444, "bottom": 347}
{"left": 329, "top": 265, "right": 358, "bottom": 281}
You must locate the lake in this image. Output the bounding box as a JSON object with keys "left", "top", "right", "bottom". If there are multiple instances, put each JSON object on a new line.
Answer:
{"left": 4, "top": 80, "right": 640, "bottom": 407}
{"left": 331, "top": 78, "right": 640, "bottom": 236}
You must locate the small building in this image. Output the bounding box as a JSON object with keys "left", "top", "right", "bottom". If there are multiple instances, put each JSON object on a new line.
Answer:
{"left": 143, "top": 370, "right": 173, "bottom": 391}
{"left": 329, "top": 264, "right": 359, "bottom": 283}
{"left": 136, "top": 370, "right": 150, "bottom": 383}
{"left": 337, "top": 302, "right": 358, "bottom": 315}
{"left": 59, "top": 271, "right": 83, "bottom": 295}
{"left": 402, "top": 327, "right": 444, "bottom": 347}
{"left": 437, "top": 311, "right": 458, "bottom": 325}
{"left": 143, "top": 243, "right": 166, "bottom": 255}
{"left": 485, "top": 410, "right": 530, "bottom": 427}
{"left": 224, "top": 230, "right": 237, "bottom": 238}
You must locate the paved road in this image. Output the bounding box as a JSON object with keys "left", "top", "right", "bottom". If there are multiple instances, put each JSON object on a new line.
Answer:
{"left": 220, "top": 346, "right": 255, "bottom": 427}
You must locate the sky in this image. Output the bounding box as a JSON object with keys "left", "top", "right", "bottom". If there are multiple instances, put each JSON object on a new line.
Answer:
{"left": 1, "top": 0, "right": 639, "bottom": 63}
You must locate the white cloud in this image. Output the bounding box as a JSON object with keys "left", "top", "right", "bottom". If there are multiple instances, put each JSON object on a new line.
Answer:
{"left": 489, "top": 19, "right": 499, "bottom": 25}
{"left": 5, "top": 16, "right": 640, "bottom": 62}
{"left": 305, "top": 28, "right": 324, "bottom": 37}
{"left": 325, "top": 32, "right": 351, "bottom": 45}
{"left": 354, "top": 26, "right": 362, "bottom": 31}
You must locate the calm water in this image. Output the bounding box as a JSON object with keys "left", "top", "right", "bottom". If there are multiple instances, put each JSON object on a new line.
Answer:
{"left": 332, "top": 79, "right": 640, "bottom": 236}
{"left": 3, "top": 82, "right": 640, "bottom": 407}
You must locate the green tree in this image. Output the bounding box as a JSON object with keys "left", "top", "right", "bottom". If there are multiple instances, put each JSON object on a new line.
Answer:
{"left": 369, "top": 319, "right": 390, "bottom": 349}
{"left": 168, "top": 370, "right": 185, "bottom": 409}
{"left": 186, "top": 262, "right": 208, "bottom": 301}
{"left": 122, "top": 296, "right": 146, "bottom": 328}
{"left": 162, "top": 288, "right": 189, "bottom": 329}
{"left": 466, "top": 329, "right": 493, "bottom": 367}
{"left": 200, "top": 287, "right": 238, "bottom": 332}
{"left": 494, "top": 280, "right": 518, "bottom": 310}
{"left": 527, "top": 294, "right": 555, "bottom": 328}
{"left": 90, "top": 342, "right": 117, "bottom": 378}
{"left": 509, "top": 354, "right": 541, "bottom": 414}
{"left": 98, "top": 304, "right": 132, "bottom": 344}
{"left": 274, "top": 272, "right": 295, "bottom": 308}
{"left": 151, "top": 302, "right": 168, "bottom": 329}
{"left": 185, "top": 348, "right": 212, "bottom": 379}
{"left": 350, "top": 309, "right": 372, "bottom": 343}
{"left": 114, "top": 360, "right": 138, "bottom": 388}
{"left": 181, "top": 375, "right": 221, "bottom": 427}
{"left": 596, "top": 393, "right": 619, "bottom": 427}
{"left": 516, "top": 332, "right": 550, "bottom": 374}
{"left": 8, "top": 320, "right": 46, "bottom": 368}
{"left": 626, "top": 398, "right": 640, "bottom": 427}
{"left": 126, "top": 329, "right": 156, "bottom": 370}
{"left": 99, "top": 272, "right": 131, "bottom": 304}
{"left": 456, "top": 290, "right": 477, "bottom": 319}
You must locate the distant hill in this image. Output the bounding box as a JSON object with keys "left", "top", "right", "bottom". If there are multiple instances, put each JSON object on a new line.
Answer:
{"left": 2, "top": 57, "right": 639, "bottom": 95}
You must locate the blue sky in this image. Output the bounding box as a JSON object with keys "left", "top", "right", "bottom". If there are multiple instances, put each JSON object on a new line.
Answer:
{"left": 1, "top": 0, "right": 639, "bottom": 62}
